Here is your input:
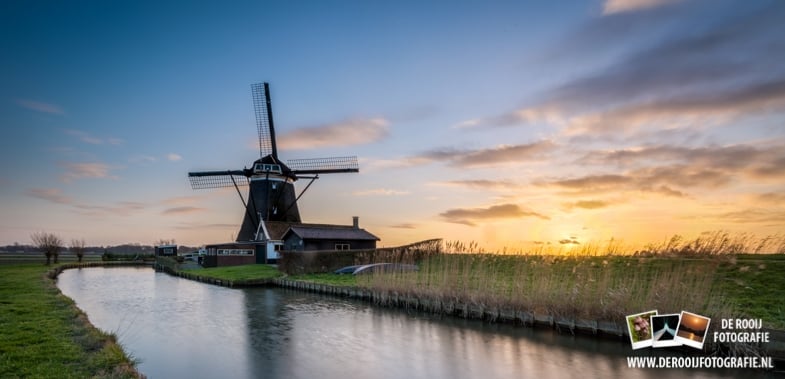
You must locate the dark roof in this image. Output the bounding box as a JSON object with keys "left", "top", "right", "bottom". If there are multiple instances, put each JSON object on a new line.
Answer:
{"left": 264, "top": 221, "right": 294, "bottom": 240}
{"left": 284, "top": 224, "right": 379, "bottom": 241}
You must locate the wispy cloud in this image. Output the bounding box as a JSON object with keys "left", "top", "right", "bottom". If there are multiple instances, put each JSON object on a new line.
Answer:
{"left": 25, "top": 187, "right": 146, "bottom": 217}
{"left": 718, "top": 208, "right": 785, "bottom": 225}
{"left": 541, "top": 166, "right": 713, "bottom": 198}
{"left": 162, "top": 196, "right": 201, "bottom": 206}
{"left": 65, "top": 130, "right": 122, "bottom": 145}
{"left": 580, "top": 144, "right": 785, "bottom": 181}
{"left": 452, "top": 108, "right": 563, "bottom": 129}
{"left": 754, "top": 192, "right": 785, "bottom": 205}
{"left": 129, "top": 155, "right": 158, "bottom": 164}
{"left": 162, "top": 206, "right": 205, "bottom": 215}
{"left": 563, "top": 200, "right": 612, "bottom": 210}
{"left": 389, "top": 223, "right": 417, "bottom": 229}
{"left": 410, "top": 140, "right": 555, "bottom": 168}
{"left": 472, "top": 2, "right": 785, "bottom": 142}
{"left": 278, "top": 118, "right": 389, "bottom": 150}
{"left": 16, "top": 99, "right": 65, "bottom": 115}
{"left": 439, "top": 203, "right": 549, "bottom": 226}
{"left": 60, "top": 162, "right": 118, "bottom": 183}
{"left": 602, "top": 0, "right": 682, "bottom": 15}
{"left": 559, "top": 237, "right": 581, "bottom": 245}
{"left": 430, "top": 179, "right": 523, "bottom": 191}
{"left": 167, "top": 153, "right": 182, "bottom": 162}
{"left": 74, "top": 202, "right": 145, "bottom": 217}
{"left": 352, "top": 188, "right": 410, "bottom": 196}
{"left": 25, "top": 188, "right": 73, "bottom": 205}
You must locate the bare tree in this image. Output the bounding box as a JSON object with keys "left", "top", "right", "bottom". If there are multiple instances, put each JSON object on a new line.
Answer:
{"left": 71, "top": 238, "right": 86, "bottom": 263}
{"left": 31, "top": 232, "right": 63, "bottom": 265}
{"left": 155, "top": 239, "right": 176, "bottom": 246}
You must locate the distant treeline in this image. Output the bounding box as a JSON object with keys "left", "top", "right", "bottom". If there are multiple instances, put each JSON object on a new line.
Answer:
{"left": 0, "top": 243, "right": 200, "bottom": 255}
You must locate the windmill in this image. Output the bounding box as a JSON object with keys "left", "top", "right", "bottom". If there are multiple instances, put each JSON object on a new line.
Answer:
{"left": 188, "top": 83, "right": 359, "bottom": 242}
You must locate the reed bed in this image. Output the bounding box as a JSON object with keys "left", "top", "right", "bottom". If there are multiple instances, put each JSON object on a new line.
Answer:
{"left": 355, "top": 232, "right": 785, "bottom": 356}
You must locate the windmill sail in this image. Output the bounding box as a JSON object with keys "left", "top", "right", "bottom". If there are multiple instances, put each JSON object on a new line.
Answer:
{"left": 288, "top": 156, "right": 359, "bottom": 175}
{"left": 188, "top": 171, "right": 249, "bottom": 190}
{"left": 187, "top": 82, "right": 360, "bottom": 242}
{"left": 252, "top": 82, "right": 277, "bottom": 159}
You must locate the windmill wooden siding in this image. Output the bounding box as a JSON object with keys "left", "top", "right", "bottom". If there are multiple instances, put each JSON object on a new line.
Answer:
{"left": 201, "top": 242, "right": 265, "bottom": 268}
{"left": 155, "top": 244, "right": 177, "bottom": 256}
{"left": 282, "top": 224, "right": 379, "bottom": 252}
{"left": 203, "top": 219, "right": 379, "bottom": 267}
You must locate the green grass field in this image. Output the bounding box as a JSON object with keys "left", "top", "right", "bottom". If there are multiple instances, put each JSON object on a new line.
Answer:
{"left": 0, "top": 264, "right": 139, "bottom": 378}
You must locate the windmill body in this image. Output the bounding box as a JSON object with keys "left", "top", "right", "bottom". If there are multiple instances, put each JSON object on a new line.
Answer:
{"left": 188, "top": 83, "right": 358, "bottom": 242}
{"left": 235, "top": 157, "right": 301, "bottom": 242}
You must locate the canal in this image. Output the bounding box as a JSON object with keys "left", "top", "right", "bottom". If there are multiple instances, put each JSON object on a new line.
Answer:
{"left": 57, "top": 266, "right": 773, "bottom": 378}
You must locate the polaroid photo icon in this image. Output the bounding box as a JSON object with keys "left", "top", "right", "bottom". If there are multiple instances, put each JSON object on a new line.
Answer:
{"left": 626, "top": 310, "right": 658, "bottom": 349}
{"left": 651, "top": 313, "right": 682, "bottom": 348}
{"left": 675, "top": 311, "right": 711, "bottom": 350}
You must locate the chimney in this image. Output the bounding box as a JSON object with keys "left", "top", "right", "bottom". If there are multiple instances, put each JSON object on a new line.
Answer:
{"left": 352, "top": 216, "right": 359, "bottom": 229}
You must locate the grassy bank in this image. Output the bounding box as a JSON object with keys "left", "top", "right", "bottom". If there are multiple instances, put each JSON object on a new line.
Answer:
{"left": 181, "top": 263, "right": 283, "bottom": 282}
{"left": 0, "top": 264, "right": 140, "bottom": 378}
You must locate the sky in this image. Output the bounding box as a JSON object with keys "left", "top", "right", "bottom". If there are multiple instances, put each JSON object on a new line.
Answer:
{"left": 1, "top": 0, "right": 784, "bottom": 251}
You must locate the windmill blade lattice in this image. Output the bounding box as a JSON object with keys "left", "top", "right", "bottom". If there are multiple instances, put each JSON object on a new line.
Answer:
{"left": 287, "top": 156, "right": 359, "bottom": 174}
{"left": 188, "top": 171, "right": 249, "bottom": 190}
{"left": 252, "top": 82, "right": 277, "bottom": 159}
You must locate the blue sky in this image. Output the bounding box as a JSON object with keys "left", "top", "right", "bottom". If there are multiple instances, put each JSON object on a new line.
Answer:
{"left": 2, "top": 0, "right": 784, "bottom": 250}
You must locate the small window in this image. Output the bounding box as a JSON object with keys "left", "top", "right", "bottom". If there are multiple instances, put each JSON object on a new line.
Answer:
{"left": 335, "top": 243, "right": 350, "bottom": 251}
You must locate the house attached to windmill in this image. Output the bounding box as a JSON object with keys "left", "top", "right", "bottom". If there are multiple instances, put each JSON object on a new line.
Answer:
{"left": 188, "top": 82, "right": 379, "bottom": 267}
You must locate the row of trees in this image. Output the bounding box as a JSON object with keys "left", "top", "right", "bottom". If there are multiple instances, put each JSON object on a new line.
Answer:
{"left": 30, "top": 232, "right": 87, "bottom": 265}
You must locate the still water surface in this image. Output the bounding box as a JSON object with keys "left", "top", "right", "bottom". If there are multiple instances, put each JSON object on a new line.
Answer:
{"left": 57, "top": 267, "right": 769, "bottom": 379}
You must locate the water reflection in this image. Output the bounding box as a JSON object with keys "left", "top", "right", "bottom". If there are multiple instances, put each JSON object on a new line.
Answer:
{"left": 57, "top": 267, "right": 772, "bottom": 379}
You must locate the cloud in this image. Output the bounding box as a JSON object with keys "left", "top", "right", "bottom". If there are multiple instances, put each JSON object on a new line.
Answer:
{"left": 718, "top": 208, "right": 785, "bottom": 225}
{"left": 411, "top": 140, "right": 555, "bottom": 168}
{"left": 389, "top": 223, "right": 417, "bottom": 229}
{"left": 755, "top": 192, "right": 785, "bottom": 205}
{"left": 65, "top": 130, "right": 122, "bottom": 145}
{"left": 162, "top": 206, "right": 205, "bottom": 215}
{"left": 26, "top": 187, "right": 148, "bottom": 217}
{"left": 452, "top": 108, "right": 563, "bottom": 129}
{"left": 60, "top": 162, "right": 118, "bottom": 182}
{"left": 73, "top": 201, "right": 145, "bottom": 217}
{"left": 580, "top": 144, "right": 785, "bottom": 181}
{"left": 278, "top": 118, "right": 389, "bottom": 150}
{"left": 439, "top": 203, "right": 549, "bottom": 226}
{"left": 542, "top": 165, "right": 723, "bottom": 198}
{"left": 561, "top": 79, "right": 785, "bottom": 137}
{"left": 564, "top": 200, "right": 611, "bottom": 210}
{"left": 352, "top": 188, "right": 410, "bottom": 196}
{"left": 430, "top": 179, "right": 523, "bottom": 191}
{"left": 25, "top": 188, "right": 73, "bottom": 205}
{"left": 172, "top": 222, "right": 239, "bottom": 231}
{"left": 559, "top": 237, "right": 581, "bottom": 245}
{"left": 16, "top": 99, "right": 65, "bottom": 115}
{"left": 167, "top": 153, "right": 182, "bottom": 162}
{"left": 602, "top": 0, "right": 682, "bottom": 15}
{"left": 162, "top": 196, "right": 201, "bottom": 206}
{"left": 129, "top": 155, "right": 158, "bottom": 164}
{"left": 481, "top": 2, "right": 785, "bottom": 141}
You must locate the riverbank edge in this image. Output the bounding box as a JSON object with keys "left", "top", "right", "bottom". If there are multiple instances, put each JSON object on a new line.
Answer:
{"left": 37, "top": 261, "right": 151, "bottom": 378}
{"left": 154, "top": 263, "right": 785, "bottom": 369}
